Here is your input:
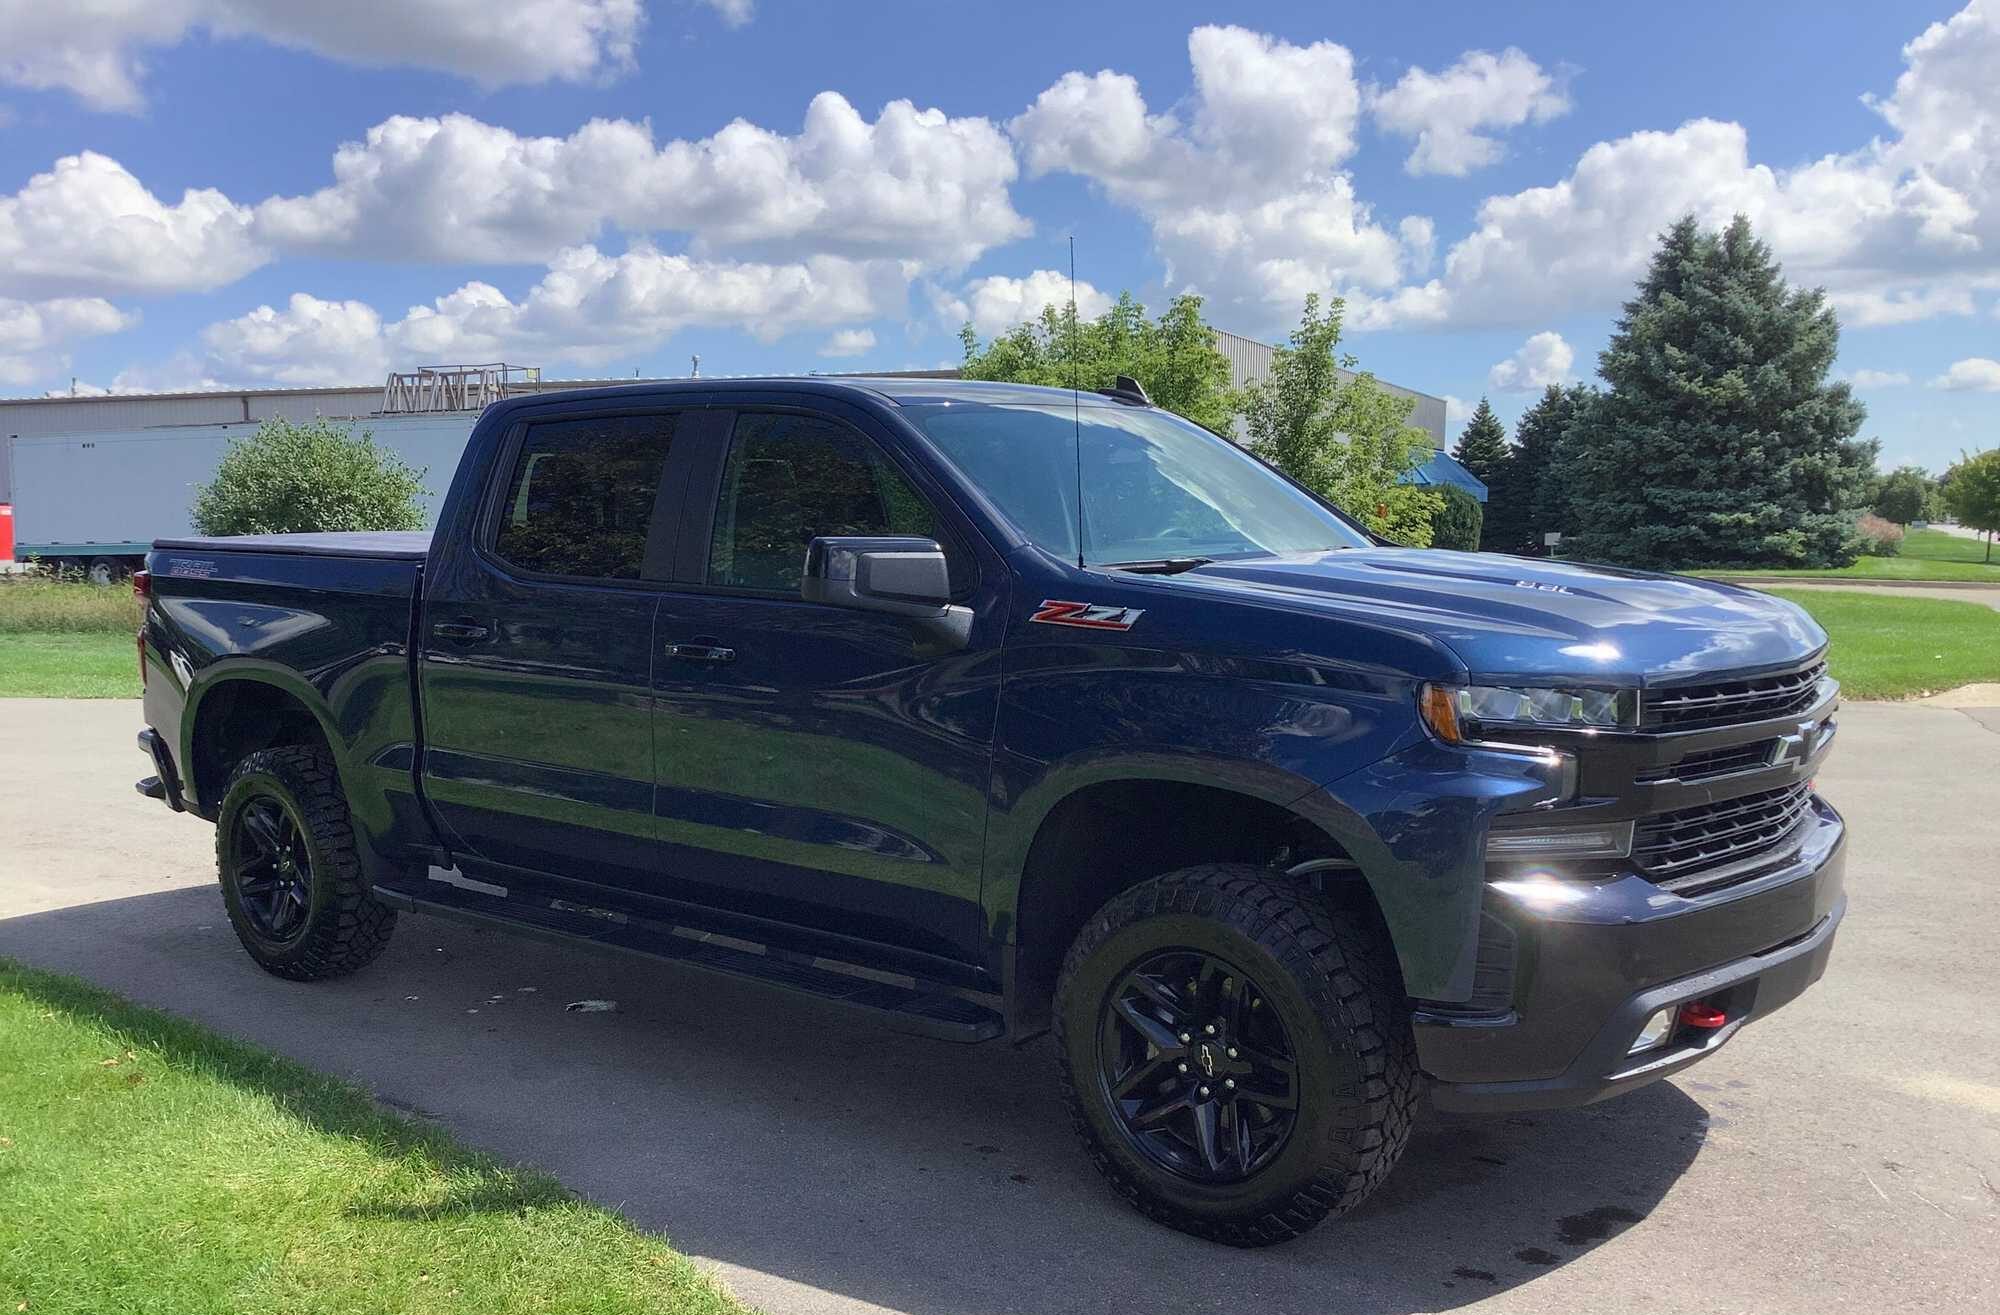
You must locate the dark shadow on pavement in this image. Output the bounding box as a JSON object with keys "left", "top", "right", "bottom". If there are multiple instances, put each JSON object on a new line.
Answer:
{"left": 0, "top": 886, "right": 1710, "bottom": 1315}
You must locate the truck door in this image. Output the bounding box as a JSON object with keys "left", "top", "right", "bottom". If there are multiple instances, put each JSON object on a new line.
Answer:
{"left": 418, "top": 405, "right": 703, "bottom": 888}
{"left": 648, "top": 404, "right": 1003, "bottom": 967}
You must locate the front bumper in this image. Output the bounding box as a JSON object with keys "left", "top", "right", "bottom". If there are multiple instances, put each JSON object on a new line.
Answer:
{"left": 1420, "top": 796, "right": 1846, "bottom": 1113}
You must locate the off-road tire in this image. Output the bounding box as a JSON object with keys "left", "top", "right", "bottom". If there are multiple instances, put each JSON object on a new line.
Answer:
{"left": 215, "top": 744, "right": 396, "bottom": 980}
{"left": 1054, "top": 863, "right": 1418, "bottom": 1246}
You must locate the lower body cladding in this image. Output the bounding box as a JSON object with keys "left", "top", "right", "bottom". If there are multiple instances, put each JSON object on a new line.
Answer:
{"left": 1417, "top": 796, "right": 1846, "bottom": 1113}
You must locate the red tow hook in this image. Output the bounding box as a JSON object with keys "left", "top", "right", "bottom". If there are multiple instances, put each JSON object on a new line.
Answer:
{"left": 1679, "top": 1001, "right": 1729, "bottom": 1030}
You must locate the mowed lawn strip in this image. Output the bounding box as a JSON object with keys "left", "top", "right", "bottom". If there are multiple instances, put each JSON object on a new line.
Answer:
{"left": 0, "top": 580, "right": 141, "bottom": 697}
{"left": 1766, "top": 588, "right": 2000, "bottom": 700}
{"left": 1703, "top": 529, "right": 2000, "bottom": 584}
{"left": 0, "top": 632, "right": 137, "bottom": 697}
{"left": 0, "top": 959, "right": 751, "bottom": 1315}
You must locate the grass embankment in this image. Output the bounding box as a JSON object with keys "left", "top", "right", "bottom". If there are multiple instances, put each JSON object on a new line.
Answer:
{"left": 0, "top": 579, "right": 140, "bottom": 697}
{"left": 1705, "top": 529, "right": 2000, "bottom": 583}
{"left": 0, "top": 959, "right": 748, "bottom": 1315}
{"left": 1767, "top": 588, "right": 2000, "bottom": 700}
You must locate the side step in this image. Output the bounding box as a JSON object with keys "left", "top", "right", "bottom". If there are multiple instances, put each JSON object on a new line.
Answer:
{"left": 371, "top": 881, "right": 1004, "bottom": 1044}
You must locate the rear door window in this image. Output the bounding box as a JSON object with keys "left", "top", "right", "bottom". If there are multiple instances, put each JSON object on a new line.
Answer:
{"left": 492, "top": 413, "right": 678, "bottom": 580}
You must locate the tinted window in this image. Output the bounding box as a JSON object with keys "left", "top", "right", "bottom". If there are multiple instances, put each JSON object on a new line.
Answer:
{"left": 908, "top": 403, "right": 1370, "bottom": 565}
{"left": 708, "top": 413, "right": 941, "bottom": 593}
{"left": 493, "top": 413, "right": 677, "bottom": 580}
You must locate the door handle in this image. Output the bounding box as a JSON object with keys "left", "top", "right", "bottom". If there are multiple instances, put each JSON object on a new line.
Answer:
{"left": 663, "top": 642, "right": 735, "bottom": 664}
{"left": 431, "top": 620, "right": 490, "bottom": 642}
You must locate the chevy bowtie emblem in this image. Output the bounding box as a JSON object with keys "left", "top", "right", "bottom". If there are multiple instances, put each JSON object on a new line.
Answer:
{"left": 1769, "top": 721, "right": 1817, "bottom": 767}
{"left": 1197, "top": 1043, "right": 1217, "bottom": 1077}
{"left": 1031, "top": 599, "right": 1145, "bottom": 631}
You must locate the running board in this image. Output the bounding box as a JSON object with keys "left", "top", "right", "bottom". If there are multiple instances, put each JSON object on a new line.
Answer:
{"left": 371, "top": 883, "right": 1004, "bottom": 1044}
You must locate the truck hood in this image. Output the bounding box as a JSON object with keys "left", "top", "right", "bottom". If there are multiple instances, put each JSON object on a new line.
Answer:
{"left": 1177, "top": 549, "right": 1825, "bottom": 685}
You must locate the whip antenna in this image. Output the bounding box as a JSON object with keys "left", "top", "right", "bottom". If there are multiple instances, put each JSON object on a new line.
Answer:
{"left": 1070, "top": 235, "right": 1085, "bottom": 569}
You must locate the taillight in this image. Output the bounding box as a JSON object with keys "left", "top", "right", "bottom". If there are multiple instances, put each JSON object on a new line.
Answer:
{"left": 133, "top": 571, "right": 150, "bottom": 685}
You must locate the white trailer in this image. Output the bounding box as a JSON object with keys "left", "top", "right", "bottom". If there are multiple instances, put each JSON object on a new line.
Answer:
{"left": 7, "top": 414, "right": 478, "bottom": 582}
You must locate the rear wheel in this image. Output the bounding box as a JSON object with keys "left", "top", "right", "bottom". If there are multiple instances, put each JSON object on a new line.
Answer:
{"left": 1054, "top": 864, "right": 1417, "bottom": 1246}
{"left": 215, "top": 745, "right": 395, "bottom": 980}
{"left": 86, "top": 556, "right": 124, "bottom": 586}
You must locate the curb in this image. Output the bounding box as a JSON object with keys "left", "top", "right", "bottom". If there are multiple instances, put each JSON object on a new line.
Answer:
{"left": 1708, "top": 576, "right": 2000, "bottom": 590}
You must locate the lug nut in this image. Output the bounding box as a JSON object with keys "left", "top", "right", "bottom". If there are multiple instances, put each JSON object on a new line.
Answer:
{"left": 1177, "top": 1062, "right": 1188, "bottom": 1073}
{"left": 1224, "top": 1079, "right": 1235, "bottom": 1090}
{"left": 1204, "top": 1024, "right": 1217, "bottom": 1035}
{"left": 1198, "top": 1086, "right": 1210, "bottom": 1098}
{"left": 1179, "top": 1032, "right": 1191, "bottom": 1044}
{"left": 1227, "top": 1047, "right": 1238, "bottom": 1059}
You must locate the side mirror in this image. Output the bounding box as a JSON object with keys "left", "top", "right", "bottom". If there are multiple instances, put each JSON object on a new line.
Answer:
{"left": 802, "top": 536, "right": 973, "bottom": 651}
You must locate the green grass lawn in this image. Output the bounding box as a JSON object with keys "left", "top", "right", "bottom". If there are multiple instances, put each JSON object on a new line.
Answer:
{"left": 0, "top": 631, "right": 138, "bottom": 698}
{"left": 1704, "top": 529, "right": 2000, "bottom": 583}
{"left": 0, "top": 580, "right": 143, "bottom": 697}
{"left": 0, "top": 959, "right": 749, "bottom": 1315}
{"left": 1768, "top": 588, "right": 2000, "bottom": 699}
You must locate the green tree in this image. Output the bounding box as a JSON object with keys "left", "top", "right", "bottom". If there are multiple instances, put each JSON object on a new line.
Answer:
{"left": 1431, "top": 485, "right": 1484, "bottom": 551}
{"left": 958, "top": 291, "right": 1239, "bottom": 433}
{"left": 1482, "top": 383, "right": 1595, "bottom": 553}
{"left": 1240, "top": 294, "right": 1443, "bottom": 545}
{"left": 1871, "top": 465, "right": 1930, "bottom": 525}
{"left": 191, "top": 418, "right": 427, "bottom": 536}
{"left": 1942, "top": 449, "right": 2000, "bottom": 562}
{"left": 1450, "top": 398, "right": 1510, "bottom": 487}
{"left": 1563, "top": 214, "right": 1875, "bottom": 569}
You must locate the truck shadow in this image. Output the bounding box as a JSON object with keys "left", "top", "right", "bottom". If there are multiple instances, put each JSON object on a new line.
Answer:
{"left": 0, "top": 886, "right": 1711, "bottom": 1315}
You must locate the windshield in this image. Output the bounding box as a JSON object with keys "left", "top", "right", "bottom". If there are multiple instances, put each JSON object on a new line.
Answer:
{"left": 907, "top": 402, "right": 1370, "bottom": 566}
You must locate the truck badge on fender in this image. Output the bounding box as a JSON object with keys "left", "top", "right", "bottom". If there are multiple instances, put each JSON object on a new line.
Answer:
{"left": 1031, "top": 599, "right": 1145, "bottom": 631}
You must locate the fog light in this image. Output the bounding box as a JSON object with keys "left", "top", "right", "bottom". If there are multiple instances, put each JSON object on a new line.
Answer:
{"left": 1630, "top": 1007, "right": 1676, "bottom": 1054}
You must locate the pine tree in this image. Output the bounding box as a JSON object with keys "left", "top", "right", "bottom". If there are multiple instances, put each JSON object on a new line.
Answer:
{"left": 1451, "top": 398, "right": 1510, "bottom": 488}
{"left": 1564, "top": 214, "right": 1874, "bottom": 568}
{"left": 1482, "top": 383, "right": 1595, "bottom": 553}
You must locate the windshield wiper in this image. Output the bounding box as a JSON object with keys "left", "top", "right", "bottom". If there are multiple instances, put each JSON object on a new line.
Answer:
{"left": 1102, "top": 557, "right": 1214, "bottom": 574}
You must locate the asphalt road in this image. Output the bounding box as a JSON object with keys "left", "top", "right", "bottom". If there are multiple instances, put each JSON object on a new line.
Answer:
{"left": 3, "top": 698, "right": 1997, "bottom": 1314}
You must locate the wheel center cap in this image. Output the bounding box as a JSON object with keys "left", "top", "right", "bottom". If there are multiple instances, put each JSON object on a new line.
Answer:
{"left": 1195, "top": 1040, "right": 1219, "bottom": 1079}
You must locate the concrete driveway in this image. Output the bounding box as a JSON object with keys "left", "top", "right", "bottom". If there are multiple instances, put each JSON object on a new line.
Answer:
{"left": 3, "top": 698, "right": 1997, "bottom": 1314}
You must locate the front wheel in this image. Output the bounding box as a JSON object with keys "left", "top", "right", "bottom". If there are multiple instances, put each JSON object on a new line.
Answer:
{"left": 215, "top": 744, "right": 396, "bottom": 980}
{"left": 1054, "top": 865, "right": 1417, "bottom": 1246}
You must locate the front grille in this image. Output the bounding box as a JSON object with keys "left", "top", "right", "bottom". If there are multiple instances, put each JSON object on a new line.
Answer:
{"left": 1632, "top": 781, "right": 1815, "bottom": 893}
{"left": 1643, "top": 662, "right": 1826, "bottom": 732}
{"left": 1635, "top": 739, "right": 1777, "bottom": 784}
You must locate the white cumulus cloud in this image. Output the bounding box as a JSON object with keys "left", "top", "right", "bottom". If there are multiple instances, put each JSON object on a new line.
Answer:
{"left": 818, "top": 327, "right": 876, "bottom": 358}
{"left": 1386, "top": 1, "right": 2000, "bottom": 328}
{"left": 1371, "top": 48, "right": 1570, "bottom": 177}
{"left": 0, "top": 152, "right": 264, "bottom": 297}
{"left": 252, "top": 94, "right": 1025, "bottom": 268}
{"left": 196, "top": 246, "right": 904, "bottom": 385}
{"left": 1932, "top": 357, "right": 2000, "bottom": 390}
{"left": 0, "top": 296, "right": 138, "bottom": 387}
{"left": 699, "top": 0, "right": 754, "bottom": 26}
{"left": 1847, "top": 368, "right": 1912, "bottom": 387}
{"left": 0, "top": 0, "right": 644, "bottom": 112}
{"left": 1011, "top": 26, "right": 1426, "bottom": 332}
{"left": 939, "top": 270, "right": 1112, "bottom": 337}
{"left": 1488, "top": 331, "right": 1575, "bottom": 391}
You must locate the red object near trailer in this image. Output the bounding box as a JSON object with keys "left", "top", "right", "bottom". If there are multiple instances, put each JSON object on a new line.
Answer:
{"left": 0, "top": 503, "right": 15, "bottom": 561}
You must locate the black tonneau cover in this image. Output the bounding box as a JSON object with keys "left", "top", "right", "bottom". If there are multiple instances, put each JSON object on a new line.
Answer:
{"left": 151, "top": 532, "right": 433, "bottom": 560}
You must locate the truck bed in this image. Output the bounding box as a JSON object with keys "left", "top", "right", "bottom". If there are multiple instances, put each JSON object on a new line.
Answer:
{"left": 151, "top": 531, "right": 432, "bottom": 560}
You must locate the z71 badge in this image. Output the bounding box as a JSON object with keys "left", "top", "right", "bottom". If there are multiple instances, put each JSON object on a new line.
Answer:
{"left": 1030, "top": 599, "right": 1145, "bottom": 631}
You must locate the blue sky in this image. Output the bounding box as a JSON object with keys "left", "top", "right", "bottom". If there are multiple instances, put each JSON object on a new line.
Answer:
{"left": 1, "top": 0, "right": 1995, "bottom": 471}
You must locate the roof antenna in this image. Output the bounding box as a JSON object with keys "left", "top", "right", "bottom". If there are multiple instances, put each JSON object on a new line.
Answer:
{"left": 1070, "top": 234, "right": 1085, "bottom": 570}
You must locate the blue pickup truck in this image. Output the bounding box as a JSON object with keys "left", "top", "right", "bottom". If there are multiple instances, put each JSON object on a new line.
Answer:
{"left": 134, "top": 376, "right": 1845, "bottom": 1244}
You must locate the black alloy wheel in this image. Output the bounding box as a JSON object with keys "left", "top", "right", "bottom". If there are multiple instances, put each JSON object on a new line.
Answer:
{"left": 229, "top": 794, "right": 314, "bottom": 942}
{"left": 1099, "top": 949, "right": 1299, "bottom": 1183}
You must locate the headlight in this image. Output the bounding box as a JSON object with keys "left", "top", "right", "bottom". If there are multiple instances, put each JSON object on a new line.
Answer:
{"left": 1419, "top": 681, "right": 1637, "bottom": 744}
